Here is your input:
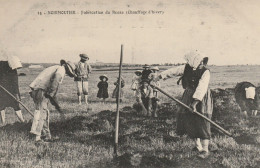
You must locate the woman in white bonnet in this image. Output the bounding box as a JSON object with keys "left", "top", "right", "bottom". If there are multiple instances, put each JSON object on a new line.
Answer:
{"left": 0, "top": 54, "right": 25, "bottom": 125}
{"left": 159, "top": 51, "right": 213, "bottom": 159}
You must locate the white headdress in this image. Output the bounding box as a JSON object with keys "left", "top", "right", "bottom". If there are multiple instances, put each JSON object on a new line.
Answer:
{"left": 183, "top": 51, "right": 202, "bottom": 68}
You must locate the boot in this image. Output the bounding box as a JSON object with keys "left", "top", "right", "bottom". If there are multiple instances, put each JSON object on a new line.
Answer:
{"left": 252, "top": 110, "right": 258, "bottom": 116}
{"left": 30, "top": 110, "right": 40, "bottom": 134}
{"left": 1, "top": 110, "right": 5, "bottom": 125}
{"left": 85, "top": 95, "right": 89, "bottom": 104}
{"left": 15, "top": 110, "right": 25, "bottom": 122}
{"left": 78, "top": 96, "right": 82, "bottom": 105}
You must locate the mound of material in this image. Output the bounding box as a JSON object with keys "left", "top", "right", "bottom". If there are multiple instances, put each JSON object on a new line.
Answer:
{"left": 115, "top": 153, "right": 177, "bottom": 167}
{"left": 211, "top": 88, "right": 241, "bottom": 120}
{"left": 49, "top": 88, "right": 245, "bottom": 141}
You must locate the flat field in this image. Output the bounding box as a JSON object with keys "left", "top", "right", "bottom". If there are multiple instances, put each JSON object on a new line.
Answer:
{"left": 0, "top": 65, "right": 260, "bottom": 168}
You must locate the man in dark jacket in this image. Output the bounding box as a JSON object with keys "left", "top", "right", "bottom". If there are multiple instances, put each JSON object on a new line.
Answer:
{"left": 141, "top": 64, "right": 152, "bottom": 81}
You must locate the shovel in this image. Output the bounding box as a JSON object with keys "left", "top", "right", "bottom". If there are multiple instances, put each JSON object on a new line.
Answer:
{"left": 0, "top": 84, "right": 34, "bottom": 117}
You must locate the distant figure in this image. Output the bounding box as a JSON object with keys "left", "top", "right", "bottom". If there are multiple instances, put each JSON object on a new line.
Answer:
{"left": 136, "top": 79, "right": 159, "bottom": 117}
{"left": 74, "top": 54, "right": 92, "bottom": 105}
{"left": 149, "top": 66, "right": 160, "bottom": 98}
{"left": 141, "top": 64, "right": 152, "bottom": 81}
{"left": 112, "top": 77, "right": 125, "bottom": 102}
{"left": 29, "top": 60, "right": 76, "bottom": 143}
{"left": 234, "top": 81, "right": 259, "bottom": 118}
{"left": 97, "top": 75, "right": 109, "bottom": 102}
{"left": 131, "top": 70, "right": 142, "bottom": 96}
{"left": 0, "top": 55, "right": 24, "bottom": 125}
{"left": 136, "top": 80, "right": 153, "bottom": 116}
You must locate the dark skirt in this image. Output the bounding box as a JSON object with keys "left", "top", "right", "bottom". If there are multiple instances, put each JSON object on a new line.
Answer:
{"left": 177, "top": 87, "right": 213, "bottom": 139}
{"left": 97, "top": 88, "right": 109, "bottom": 99}
{"left": 112, "top": 86, "right": 124, "bottom": 99}
{"left": 0, "top": 61, "right": 20, "bottom": 111}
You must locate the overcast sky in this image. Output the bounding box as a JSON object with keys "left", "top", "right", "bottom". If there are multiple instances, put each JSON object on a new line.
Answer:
{"left": 0, "top": 0, "right": 260, "bottom": 65}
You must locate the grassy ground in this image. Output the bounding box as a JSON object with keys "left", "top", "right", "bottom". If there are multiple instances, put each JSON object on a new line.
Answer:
{"left": 0, "top": 65, "right": 260, "bottom": 167}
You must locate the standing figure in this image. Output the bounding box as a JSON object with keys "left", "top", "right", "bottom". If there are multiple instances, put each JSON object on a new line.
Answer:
{"left": 149, "top": 66, "right": 161, "bottom": 117}
{"left": 136, "top": 80, "right": 154, "bottom": 116}
{"left": 159, "top": 52, "right": 213, "bottom": 159}
{"left": 234, "top": 81, "right": 259, "bottom": 118}
{"left": 97, "top": 75, "right": 109, "bottom": 102}
{"left": 29, "top": 60, "right": 76, "bottom": 143}
{"left": 149, "top": 66, "right": 160, "bottom": 98}
{"left": 112, "top": 77, "right": 125, "bottom": 102}
{"left": 0, "top": 55, "right": 24, "bottom": 125}
{"left": 131, "top": 70, "right": 142, "bottom": 96}
{"left": 74, "top": 54, "right": 92, "bottom": 105}
{"left": 141, "top": 64, "right": 152, "bottom": 81}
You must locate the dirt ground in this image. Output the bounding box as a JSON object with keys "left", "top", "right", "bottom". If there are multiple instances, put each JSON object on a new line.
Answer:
{"left": 0, "top": 65, "right": 260, "bottom": 167}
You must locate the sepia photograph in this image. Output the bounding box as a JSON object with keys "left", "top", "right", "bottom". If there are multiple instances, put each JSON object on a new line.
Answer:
{"left": 0, "top": 0, "right": 260, "bottom": 167}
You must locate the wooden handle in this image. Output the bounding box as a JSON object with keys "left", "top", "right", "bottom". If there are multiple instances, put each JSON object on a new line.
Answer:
{"left": 150, "top": 84, "right": 232, "bottom": 137}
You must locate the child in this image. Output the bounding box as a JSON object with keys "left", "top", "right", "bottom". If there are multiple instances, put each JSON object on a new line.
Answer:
{"left": 131, "top": 70, "right": 142, "bottom": 95}
{"left": 112, "top": 77, "right": 125, "bottom": 102}
{"left": 97, "top": 75, "right": 109, "bottom": 102}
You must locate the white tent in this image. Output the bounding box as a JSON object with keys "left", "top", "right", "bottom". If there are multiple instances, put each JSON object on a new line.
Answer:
{"left": 28, "top": 64, "right": 43, "bottom": 69}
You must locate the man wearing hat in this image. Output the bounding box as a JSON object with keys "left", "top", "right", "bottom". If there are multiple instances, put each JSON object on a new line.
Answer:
{"left": 136, "top": 79, "right": 154, "bottom": 116}
{"left": 131, "top": 70, "right": 142, "bottom": 96}
{"left": 29, "top": 60, "right": 76, "bottom": 143}
{"left": 149, "top": 66, "right": 160, "bottom": 97}
{"left": 148, "top": 66, "right": 161, "bottom": 117}
{"left": 159, "top": 52, "right": 213, "bottom": 159}
{"left": 74, "top": 54, "right": 92, "bottom": 105}
{"left": 141, "top": 64, "right": 152, "bottom": 81}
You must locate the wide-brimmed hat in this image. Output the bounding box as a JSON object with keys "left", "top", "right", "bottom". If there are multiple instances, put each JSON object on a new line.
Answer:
{"left": 99, "top": 75, "right": 108, "bottom": 81}
{"left": 79, "top": 54, "right": 89, "bottom": 61}
{"left": 151, "top": 66, "right": 159, "bottom": 71}
{"left": 60, "top": 59, "right": 76, "bottom": 77}
{"left": 134, "top": 70, "right": 142, "bottom": 75}
{"left": 143, "top": 64, "right": 150, "bottom": 68}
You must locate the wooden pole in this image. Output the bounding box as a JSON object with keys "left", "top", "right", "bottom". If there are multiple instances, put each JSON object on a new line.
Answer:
{"left": 150, "top": 85, "right": 232, "bottom": 137}
{"left": 0, "top": 84, "right": 34, "bottom": 117}
{"left": 114, "top": 44, "right": 124, "bottom": 156}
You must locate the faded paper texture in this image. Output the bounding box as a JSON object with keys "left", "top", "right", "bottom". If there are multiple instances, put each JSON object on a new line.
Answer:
{"left": 0, "top": 0, "right": 260, "bottom": 65}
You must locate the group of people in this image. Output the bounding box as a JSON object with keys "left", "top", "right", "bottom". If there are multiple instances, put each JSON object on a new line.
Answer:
{"left": 96, "top": 74, "right": 125, "bottom": 102}
{"left": 131, "top": 65, "right": 161, "bottom": 117}
{"left": 0, "top": 51, "right": 258, "bottom": 159}
{"left": 126, "top": 53, "right": 213, "bottom": 158}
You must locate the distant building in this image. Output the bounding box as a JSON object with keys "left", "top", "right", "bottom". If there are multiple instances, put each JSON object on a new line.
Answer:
{"left": 95, "top": 60, "right": 103, "bottom": 64}
{"left": 28, "top": 64, "right": 43, "bottom": 69}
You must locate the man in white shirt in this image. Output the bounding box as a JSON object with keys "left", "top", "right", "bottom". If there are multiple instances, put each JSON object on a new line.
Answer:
{"left": 29, "top": 60, "right": 76, "bottom": 143}
{"left": 74, "top": 54, "right": 92, "bottom": 105}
